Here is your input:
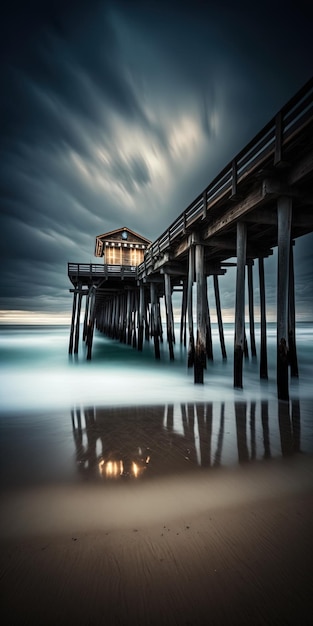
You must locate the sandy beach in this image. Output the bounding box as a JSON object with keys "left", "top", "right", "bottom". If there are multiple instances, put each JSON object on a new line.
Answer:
{"left": 1, "top": 456, "right": 313, "bottom": 625}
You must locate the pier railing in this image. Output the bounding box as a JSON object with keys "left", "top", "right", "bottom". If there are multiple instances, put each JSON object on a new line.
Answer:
{"left": 68, "top": 263, "right": 137, "bottom": 279}
{"left": 138, "top": 77, "right": 313, "bottom": 277}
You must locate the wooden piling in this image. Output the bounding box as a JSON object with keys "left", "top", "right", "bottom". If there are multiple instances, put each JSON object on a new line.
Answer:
{"left": 247, "top": 260, "right": 257, "bottom": 357}
{"left": 234, "top": 222, "right": 247, "bottom": 388}
{"left": 164, "top": 272, "right": 175, "bottom": 360}
{"left": 258, "top": 257, "right": 268, "bottom": 379}
{"left": 187, "top": 246, "right": 195, "bottom": 367}
{"left": 244, "top": 331, "right": 249, "bottom": 359}
{"left": 121, "top": 293, "right": 127, "bottom": 343}
{"left": 205, "top": 281, "right": 213, "bottom": 361}
{"left": 194, "top": 243, "right": 206, "bottom": 383}
{"left": 157, "top": 298, "right": 163, "bottom": 343}
{"left": 213, "top": 274, "right": 227, "bottom": 359}
{"left": 83, "top": 292, "right": 90, "bottom": 341}
{"left": 150, "top": 282, "right": 160, "bottom": 359}
{"left": 126, "top": 290, "right": 132, "bottom": 345}
{"left": 86, "top": 289, "right": 96, "bottom": 360}
{"left": 132, "top": 290, "right": 138, "bottom": 348}
{"left": 74, "top": 290, "right": 82, "bottom": 354}
{"left": 113, "top": 296, "right": 118, "bottom": 338}
{"left": 277, "top": 196, "right": 292, "bottom": 400}
{"left": 288, "top": 242, "right": 299, "bottom": 377}
{"left": 180, "top": 279, "right": 187, "bottom": 347}
{"left": 138, "top": 284, "right": 145, "bottom": 351}
{"left": 69, "top": 291, "right": 77, "bottom": 354}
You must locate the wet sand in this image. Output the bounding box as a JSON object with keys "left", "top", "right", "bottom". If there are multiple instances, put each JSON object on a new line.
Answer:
{"left": 1, "top": 458, "right": 313, "bottom": 625}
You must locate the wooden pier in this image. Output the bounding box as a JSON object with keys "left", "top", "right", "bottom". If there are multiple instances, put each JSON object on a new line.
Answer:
{"left": 68, "top": 77, "right": 313, "bottom": 400}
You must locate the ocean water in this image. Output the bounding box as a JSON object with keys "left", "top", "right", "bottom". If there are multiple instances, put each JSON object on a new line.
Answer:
{"left": 0, "top": 322, "right": 312, "bottom": 489}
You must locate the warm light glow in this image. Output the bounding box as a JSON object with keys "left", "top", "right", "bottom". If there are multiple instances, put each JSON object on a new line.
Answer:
{"left": 98, "top": 457, "right": 148, "bottom": 479}
{"left": 132, "top": 462, "right": 139, "bottom": 478}
{"left": 99, "top": 459, "right": 124, "bottom": 478}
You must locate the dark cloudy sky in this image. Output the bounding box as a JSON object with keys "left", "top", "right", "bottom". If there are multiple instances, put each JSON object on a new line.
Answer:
{"left": 1, "top": 0, "right": 313, "bottom": 321}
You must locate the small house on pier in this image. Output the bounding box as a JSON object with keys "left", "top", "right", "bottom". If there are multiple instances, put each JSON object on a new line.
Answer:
{"left": 95, "top": 227, "right": 151, "bottom": 267}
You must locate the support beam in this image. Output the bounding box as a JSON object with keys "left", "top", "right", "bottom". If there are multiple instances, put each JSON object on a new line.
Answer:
{"left": 187, "top": 246, "right": 195, "bottom": 367}
{"left": 150, "top": 283, "right": 160, "bottom": 359}
{"left": 234, "top": 222, "right": 247, "bottom": 388}
{"left": 126, "top": 290, "right": 132, "bottom": 345}
{"left": 247, "top": 261, "right": 257, "bottom": 357}
{"left": 138, "top": 284, "right": 145, "bottom": 351}
{"left": 194, "top": 243, "right": 206, "bottom": 384}
{"left": 164, "top": 273, "right": 175, "bottom": 360}
{"left": 69, "top": 291, "right": 77, "bottom": 354}
{"left": 288, "top": 242, "right": 299, "bottom": 377}
{"left": 74, "top": 291, "right": 83, "bottom": 354}
{"left": 258, "top": 257, "right": 268, "bottom": 379}
{"left": 86, "top": 290, "right": 96, "bottom": 361}
{"left": 83, "top": 292, "right": 90, "bottom": 341}
{"left": 205, "top": 281, "right": 213, "bottom": 361}
{"left": 277, "top": 196, "right": 292, "bottom": 400}
{"left": 132, "top": 290, "right": 138, "bottom": 348}
{"left": 213, "top": 274, "right": 227, "bottom": 359}
{"left": 180, "top": 279, "right": 187, "bottom": 347}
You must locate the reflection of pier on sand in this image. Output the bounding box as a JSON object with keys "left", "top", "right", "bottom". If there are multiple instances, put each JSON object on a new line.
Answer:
{"left": 71, "top": 398, "right": 303, "bottom": 481}
{"left": 2, "top": 399, "right": 312, "bottom": 626}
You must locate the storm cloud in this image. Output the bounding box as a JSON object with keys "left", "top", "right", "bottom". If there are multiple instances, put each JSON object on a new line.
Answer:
{"left": 1, "top": 0, "right": 312, "bottom": 319}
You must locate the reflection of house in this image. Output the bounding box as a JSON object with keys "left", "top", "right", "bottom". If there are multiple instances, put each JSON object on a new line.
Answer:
{"left": 95, "top": 227, "right": 151, "bottom": 267}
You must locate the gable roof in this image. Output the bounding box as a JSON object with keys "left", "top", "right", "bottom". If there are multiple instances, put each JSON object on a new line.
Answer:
{"left": 96, "top": 227, "right": 151, "bottom": 244}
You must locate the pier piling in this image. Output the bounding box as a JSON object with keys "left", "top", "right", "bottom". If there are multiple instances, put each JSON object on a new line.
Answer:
{"left": 247, "top": 260, "right": 257, "bottom": 357}
{"left": 234, "top": 222, "right": 247, "bottom": 389}
{"left": 277, "top": 196, "right": 292, "bottom": 400}
{"left": 187, "top": 246, "right": 195, "bottom": 368}
{"left": 194, "top": 243, "right": 206, "bottom": 383}
{"left": 68, "top": 291, "right": 77, "bottom": 354}
{"left": 258, "top": 257, "right": 268, "bottom": 379}
{"left": 288, "top": 242, "right": 299, "bottom": 377}
{"left": 74, "top": 290, "right": 82, "bottom": 354}
{"left": 213, "top": 274, "right": 227, "bottom": 359}
{"left": 164, "top": 272, "right": 175, "bottom": 360}
{"left": 150, "top": 283, "right": 160, "bottom": 360}
{"left": 180, "top": 279, "right": 187, "bottom": 347}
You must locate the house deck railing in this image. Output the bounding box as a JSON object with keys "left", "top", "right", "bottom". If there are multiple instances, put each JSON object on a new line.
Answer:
{"left": 68, "top": 263, "right": 137, "bottom": 279}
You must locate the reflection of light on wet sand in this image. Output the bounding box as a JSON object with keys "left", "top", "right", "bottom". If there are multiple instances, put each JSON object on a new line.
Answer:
{"left": 99, "top": 460, "right": 124, "bottom": 478}
{"left": 1, "top": 456, "right": 312, "bottom": 538}
{"left": 97, "top": 458, "right": 150, "bottom": 479}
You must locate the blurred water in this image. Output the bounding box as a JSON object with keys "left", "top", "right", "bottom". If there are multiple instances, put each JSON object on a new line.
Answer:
{"left": 0, "top": 322, "right": 312, "bottom": 489}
